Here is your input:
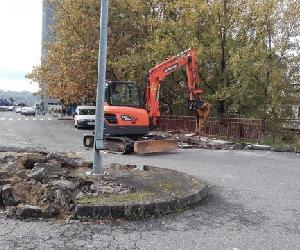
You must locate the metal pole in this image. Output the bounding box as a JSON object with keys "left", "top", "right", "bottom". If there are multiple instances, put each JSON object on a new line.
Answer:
{"left": 93, "top": 0, "right": 109, "bottom": 174}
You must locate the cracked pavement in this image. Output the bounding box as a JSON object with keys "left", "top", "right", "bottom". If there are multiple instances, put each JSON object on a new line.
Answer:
{"left": 0, "top": 112, "right": 300, "bottom": 249}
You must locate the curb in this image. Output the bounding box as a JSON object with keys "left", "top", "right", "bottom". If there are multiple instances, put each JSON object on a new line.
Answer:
{"left": 0, "top": 146, "right": 48, "bottom": 154}
{"left": 57, "top": 118, "right": 74, "bottom": 121}
{"left": 246, "top": 144, "right": 300, "bottom": 154}
{"left": 50, "top": 113, "right": 74, "bottom": 120}
{"left": 75, "top": 181, "right": 209, "bottom": 219}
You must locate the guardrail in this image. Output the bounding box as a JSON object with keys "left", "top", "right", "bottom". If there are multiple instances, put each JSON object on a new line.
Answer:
{"left": 157, "top": 115, "right": 264, "bottom": 141}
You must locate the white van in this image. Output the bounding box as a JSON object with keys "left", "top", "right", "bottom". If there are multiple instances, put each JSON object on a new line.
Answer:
{"left": 74, "top": 106, "right": 96, "bottom": 129}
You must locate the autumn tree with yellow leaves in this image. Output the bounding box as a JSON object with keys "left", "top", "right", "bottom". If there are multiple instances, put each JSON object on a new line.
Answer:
{"left": 27, "top": 0, "right": 300, "bottom": 122}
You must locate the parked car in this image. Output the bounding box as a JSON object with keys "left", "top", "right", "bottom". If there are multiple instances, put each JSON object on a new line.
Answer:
{"left": 15, "top": 107, "right": 23, "bottom": 113}
{"left": 74, "top": 106, "right": 96, "bottom": 129}
{"left": 21, "top": 107, "right": 36, "bottom": 116}
{"left": 6, "top": 106, "right": 15, "bottom": 111}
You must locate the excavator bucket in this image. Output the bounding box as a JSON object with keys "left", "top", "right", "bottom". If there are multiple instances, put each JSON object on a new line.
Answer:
{"left": 134, "top": 139, "right": 178, "bottom": 155}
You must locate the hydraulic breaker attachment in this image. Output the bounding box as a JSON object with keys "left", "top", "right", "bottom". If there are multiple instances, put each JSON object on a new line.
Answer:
{"left": 134, "top": 139, "right": 178, "bottom": 155}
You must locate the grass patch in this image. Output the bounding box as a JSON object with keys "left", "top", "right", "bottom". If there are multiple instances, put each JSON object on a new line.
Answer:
{"left": 76, "top": 192, "right": 154, "bottom": 205}
{"left": 158, "top": 183, "right": 178, "bottom": 192}
{"left": 263, "top": 133, "right": 300, "bottom": 150}
{"left": 233, "top": 133, "right": 300, "bottom": 151}
{"left": 191, "top": 178, "right": 200, "bottom": 189}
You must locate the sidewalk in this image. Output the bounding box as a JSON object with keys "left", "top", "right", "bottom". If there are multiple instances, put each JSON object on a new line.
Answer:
{"left": 51, "top": 113, "right": 74, "bottom": 120}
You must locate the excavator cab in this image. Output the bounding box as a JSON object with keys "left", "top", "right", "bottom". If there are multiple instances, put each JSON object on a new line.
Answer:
{"left": 105, "top": 81, "right": 143, "bottom": 108}
{"left": 102, "top": 81, "right": 150, "bottom": 137}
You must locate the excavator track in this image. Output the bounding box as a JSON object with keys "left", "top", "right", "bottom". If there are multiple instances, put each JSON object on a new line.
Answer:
{"left": 83, "top": 135, "right": 134, "bottom": 154}
{"left": 83, "top": 134, "right": 178, "bottom": 155}
{"left": 104, "top": 137, "right": 134, "bottom": 154}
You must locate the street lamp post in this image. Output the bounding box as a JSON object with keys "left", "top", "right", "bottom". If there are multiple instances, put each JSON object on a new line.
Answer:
{"left": 93, "top": 0, "right": 109, "bottom": 174}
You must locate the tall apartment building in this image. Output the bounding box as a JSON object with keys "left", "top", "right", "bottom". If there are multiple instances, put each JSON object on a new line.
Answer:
{"left": 41, "top": 0, "right": 58, "bottom": 111}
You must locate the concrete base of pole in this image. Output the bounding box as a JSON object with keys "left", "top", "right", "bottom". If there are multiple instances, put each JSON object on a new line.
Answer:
{"left": 93, "top": 149, "right": 102, "bottom": 175}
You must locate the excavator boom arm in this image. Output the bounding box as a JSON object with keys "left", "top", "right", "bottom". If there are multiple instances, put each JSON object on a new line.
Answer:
{"left": 145, "top": 48, "right": 204, "bottom": 125}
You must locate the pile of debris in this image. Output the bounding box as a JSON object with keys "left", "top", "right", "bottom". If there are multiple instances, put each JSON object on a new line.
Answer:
{"left": 177, "top": 135, "right": 248, "bottom": 150}
{"left": 0, "top": 150, "right": 134, "bottom": 220}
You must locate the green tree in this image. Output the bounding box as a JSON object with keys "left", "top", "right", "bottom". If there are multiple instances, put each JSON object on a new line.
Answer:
{"left": 27, "top": 0, "right": 300, "bottom": 124}
{"left": 8, "top": 97, "right": 14, "bottom": 104}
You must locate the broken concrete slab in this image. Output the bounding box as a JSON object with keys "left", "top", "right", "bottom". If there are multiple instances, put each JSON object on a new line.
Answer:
{"left": 0, "top": 189, "right": 3, "bottom": 207}
{"left": 50, "top": 180, "right": 76, "bottom": 190}
{"left": 33, "top": 162, "right": 66, "bottom": 179}
{"left": 0, "top": 162, "right": 18, "bottom": 176}
{"left": 0, "top": 179, "right": 10, "bottom": 186}
{"left": 16, "top": 153, "right": 47, "bottom": 170}
{"left": 15, "top": 204, "right": 42, "bottom": 219}
{"left": 2, "top": 184, "right": 15, "bottom": 206}
{"left": 0, "top": 154, "right": 16, "bottom": 164}
{"left": 210, "top": 139, "right": 233, "bottom": 145}
{"left": 0, "top": 170, "right": 10, "bottom": 179}
{"left": 42, "top": 206, "right": 60, "bottom": 218}
{"left": 247, "top": 144, "right": 271, "bottom": 150}
{"left": 46, "top": 152, "right": 86, "bottom": 168}
{"left": 27, "top": 168, "right": 45, "bottom": 182}
{"left": 178, "top": 134, "right": 195, "bottom": 143}
{"left": 178, "top": 143, "right": 196, "bottom": 149}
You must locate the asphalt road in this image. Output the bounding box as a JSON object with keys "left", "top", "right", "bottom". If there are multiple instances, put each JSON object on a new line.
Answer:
{"left": 0, "top": 111, "right": 299, "bottom": 250}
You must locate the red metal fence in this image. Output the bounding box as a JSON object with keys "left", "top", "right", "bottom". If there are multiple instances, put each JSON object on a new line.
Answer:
{"left": 157, "top": 115, "right": 264, "bottom": 141}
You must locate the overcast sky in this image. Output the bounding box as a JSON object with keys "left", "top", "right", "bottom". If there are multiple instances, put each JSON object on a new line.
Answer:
{"left": 0, "top": 0, "right": 42, "bottom": 93}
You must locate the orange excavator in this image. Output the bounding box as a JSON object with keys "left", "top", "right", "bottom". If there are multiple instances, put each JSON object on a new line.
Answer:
{"left": 83, "top": 48, "right": 211, "bottom": 154}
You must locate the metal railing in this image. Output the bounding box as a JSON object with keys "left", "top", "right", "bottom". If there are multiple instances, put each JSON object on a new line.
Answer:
{"left": 157, "top": 115, "right": 264, "bottom": 141}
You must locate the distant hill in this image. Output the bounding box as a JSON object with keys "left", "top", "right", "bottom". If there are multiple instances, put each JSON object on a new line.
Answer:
{"left": 0, "top": 90, "right": 40, "bottom": 106}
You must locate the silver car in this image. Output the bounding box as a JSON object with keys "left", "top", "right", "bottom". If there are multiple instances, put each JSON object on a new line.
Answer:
{"left": 21, "top": 107, "right": 36, "bottom": 116}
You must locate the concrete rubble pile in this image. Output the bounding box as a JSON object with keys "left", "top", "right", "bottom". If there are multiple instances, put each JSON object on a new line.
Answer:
{"left": 0, "top": 150, "right": 134, "bottom": 220}
{"left": 177, "top": 134, "right": 248, "bottom": 150}
{"left": 176, "top": 134, "right": 300, "bottom": 153}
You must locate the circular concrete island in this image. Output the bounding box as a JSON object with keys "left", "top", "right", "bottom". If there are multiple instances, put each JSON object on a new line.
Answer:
{"left": 0, "top": 148, "right": 208, "bottom": 220}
